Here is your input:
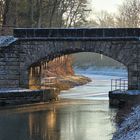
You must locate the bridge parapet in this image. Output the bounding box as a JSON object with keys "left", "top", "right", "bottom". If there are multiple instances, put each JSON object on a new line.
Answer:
{"left": 13, "top": 28, "right": 140, "bottom": 41}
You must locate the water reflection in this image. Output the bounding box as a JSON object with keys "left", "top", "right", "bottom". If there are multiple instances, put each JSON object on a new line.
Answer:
{"left": 0, "top": 67, "right": 125, "bottom": 140}
{"left": 29, "top": 108, "right": 57, "bottom": 140}
{"left": 0, "top": 101, "right": 116, "bottom": 140}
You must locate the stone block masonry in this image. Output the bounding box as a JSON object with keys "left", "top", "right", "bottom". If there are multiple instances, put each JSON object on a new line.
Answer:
{"left": 0, "top": 89, "right": 59, "bottom": 106}
{"left": 0, "top": 45, "right": 20, "bottom": 88}
{"left": 0, "top": 28, "right": 140, "bottom": 90}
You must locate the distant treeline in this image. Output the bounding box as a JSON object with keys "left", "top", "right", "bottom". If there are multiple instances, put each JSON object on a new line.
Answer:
{"left": 73, "top": 53, "right": 125, "bottom": 68}
{"left": 0, "top": 0, "right": 89, "bottom": 31}
{"left": 1, "top": 0, "right": 139, "bottom": 31}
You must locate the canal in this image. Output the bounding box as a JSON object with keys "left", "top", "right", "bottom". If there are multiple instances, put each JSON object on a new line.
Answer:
{"left": 0, "top": 68, "right": 127, "bottom": 140}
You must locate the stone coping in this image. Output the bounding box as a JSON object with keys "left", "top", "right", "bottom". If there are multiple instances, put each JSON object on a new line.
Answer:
{"left": 14, "top": 28, "right": 140, "bottom": 38}
{"left": 111, "top": 90, "right": 140, "bottom": 95}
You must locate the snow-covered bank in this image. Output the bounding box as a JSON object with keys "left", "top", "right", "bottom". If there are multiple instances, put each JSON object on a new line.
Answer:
{"left": 112, "top": 90, "right": 140, "bottom": 95}
{"left": 0, "top": 36, "right": 17, "bottom": 47}
{"left": 112, "top": 105, "right": 140, "bottom": 140}
{"left": 74, "top": 66, "right": 127, "bottom": 78}
{"left": 0, "top": 88, "right": 32, "bottom": 93}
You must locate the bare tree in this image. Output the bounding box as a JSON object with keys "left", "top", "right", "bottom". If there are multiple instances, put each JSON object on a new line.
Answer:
{"left": 96, "top": 10, "right": 116, "bottom": 27}
{"left": 116, "top": 0, "right": 140, "bottom": 27}
{"left": 1, "top": 0, "right": 10, "bottom": 26}
{"left": 86, "top": 10, "right": 116, "bottom": 28}
{"left": 0, "top": 0, "right": 4, "bottom": 26}
{"left": 62, "top": 0, "right": 90, "bottom": 27}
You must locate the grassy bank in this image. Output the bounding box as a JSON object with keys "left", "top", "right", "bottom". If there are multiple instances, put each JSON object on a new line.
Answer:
{"left": 42, "top": 75, "right": 91, "bottom": 91}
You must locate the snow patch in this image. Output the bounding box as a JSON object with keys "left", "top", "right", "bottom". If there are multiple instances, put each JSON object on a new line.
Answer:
{"left": 74, "top": 66, "right": 127, "bottom": 78}
{"left": 112, "top": 90, "right": 140, "bottom": 95}
{"left": 0, "top": 88, "right": 33, "bottom": 93}
{"left": 0, "top": 36, "right": 17, "bottom": 47}
{"left": 113, "top": 105, "right": 140, "bottom": 140}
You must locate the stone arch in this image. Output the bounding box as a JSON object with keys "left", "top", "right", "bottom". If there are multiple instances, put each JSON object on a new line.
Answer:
{"left": 18, "top": 40, "right": 140, "bottom": 90}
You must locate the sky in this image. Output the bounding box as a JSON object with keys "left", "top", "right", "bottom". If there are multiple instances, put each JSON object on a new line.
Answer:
{"left": 90, "top": 0, "right": 123, "bottom": 13}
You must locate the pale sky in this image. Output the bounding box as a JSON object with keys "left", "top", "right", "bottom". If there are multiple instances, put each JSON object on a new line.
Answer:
{"left": 90, "top": 0, "right": 123, "bottom": 13}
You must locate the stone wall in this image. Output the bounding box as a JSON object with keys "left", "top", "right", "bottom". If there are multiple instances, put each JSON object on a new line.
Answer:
{"left": 0, "top": 45, "right": 20, "bottom": 88}
{"left": 0, "top": 39, "right": 140, "bottom": 90}
{"left": 0, "top": 89, "right": 59, "bottom": 106}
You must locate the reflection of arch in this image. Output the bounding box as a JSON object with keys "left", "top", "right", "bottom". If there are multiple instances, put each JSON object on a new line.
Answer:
{"left": 18, "top": 40, "right": 139, "bottom": 90}
{"left": 28, "top": 109, "right": 57, "bottom": 140}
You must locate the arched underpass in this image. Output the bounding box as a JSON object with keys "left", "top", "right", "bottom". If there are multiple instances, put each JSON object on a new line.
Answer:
{"left": 0, "top": 28, "right": 139, "bottom": 90}
{"left": 11, "top": 39, "right": 138, "bottom": 90}
{"left": 28, "top": 52, "right": 128, "bottom": 97}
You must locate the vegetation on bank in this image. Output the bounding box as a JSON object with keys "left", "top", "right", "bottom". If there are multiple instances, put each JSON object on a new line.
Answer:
{"left": 29, "top": 74, "right": 91, "bottom": 91}
{"left": 43, "top": 75, "right": 91, "bottom": 91}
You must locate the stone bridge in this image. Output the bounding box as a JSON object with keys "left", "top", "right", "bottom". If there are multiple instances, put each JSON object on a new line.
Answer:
{"left": 0, "top": 28, "right": 140, "bottom": 90}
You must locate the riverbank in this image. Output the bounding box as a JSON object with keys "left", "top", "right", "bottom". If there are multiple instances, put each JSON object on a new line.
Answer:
{"left": 0, "top": 75, "right": 91, "bottom": 107}
{"left": 42, "top": 75, "right": 91, "bottom": 91}
{"left": 109, "top": 90, "right": 140, "bottom": 107}
{"left": 113, "top": 105, "right": 140, "bottom": 140}
{"left": 0, "top": 88, "right": 59, "bottom": 106}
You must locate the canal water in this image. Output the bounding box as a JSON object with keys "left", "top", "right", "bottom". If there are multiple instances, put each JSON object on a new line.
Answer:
{"left": 0, "top": 67, "right": 127, "bottom": 140}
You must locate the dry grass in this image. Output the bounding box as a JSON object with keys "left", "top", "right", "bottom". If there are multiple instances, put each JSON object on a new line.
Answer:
{"left": 43, "top": 75, "right": 91, "bottom": 91}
